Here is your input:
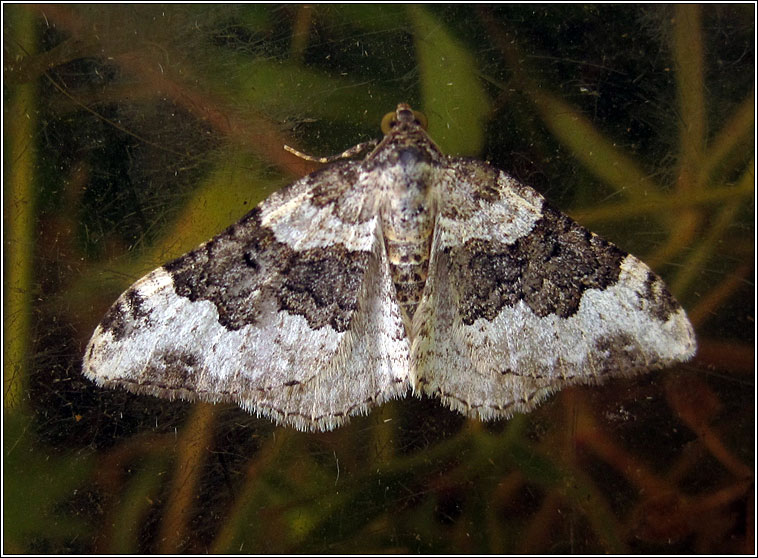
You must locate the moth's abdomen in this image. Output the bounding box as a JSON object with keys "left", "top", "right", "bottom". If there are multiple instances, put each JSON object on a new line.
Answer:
{"left": 371, "top": 138, "right": 441, "bottom": 324}
{"left": 379, "top": 182, "right": 436, "bottom": 323}
{"left": 382, "top": 196, "right": 435, "bottom": 323}
{"left": 387, "top": 239, "right": 432, "bottom": 321}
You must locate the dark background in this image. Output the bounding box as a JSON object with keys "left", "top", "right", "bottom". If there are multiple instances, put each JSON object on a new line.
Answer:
{"left": 4, "top": 4, "right": 754, "bottom": 553}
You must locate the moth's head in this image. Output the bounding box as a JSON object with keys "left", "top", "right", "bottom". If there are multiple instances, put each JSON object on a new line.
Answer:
{"left": 369, "top": 103, "right": 442, "bottom": 165}
{"left": 381, "top": 104, "right": 428, "bottom": 134}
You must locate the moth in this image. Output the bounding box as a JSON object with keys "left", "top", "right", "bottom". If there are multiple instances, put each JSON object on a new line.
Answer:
{"left": 83, "top": 103, "right": 696, "bottom": 431}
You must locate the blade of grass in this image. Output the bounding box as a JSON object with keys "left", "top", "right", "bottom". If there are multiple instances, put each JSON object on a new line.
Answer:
{"left": 531, "top": 89, "right": 665, "bottom": 201}
{"left": 569, "top": 180, "right": 752, "bottom": 225}
{"left": 650, "top": 4, "right": 708, "bottom": 272}
{"left": 699, "top": 89, "right": 755, "bottom": 187}
{"left": 409, "top": 5, "right": 491, "bottom": 156}
{"left": 673, "top": 4, "right": 706, "bottom": 193}
{"left": 670, "top": 164, "right": 752, "bottom": 296}
{"left": 158, "top": 403, "right": 218, "bottom": 553}
{"left": 3, "top": 6, "right": 38, "bottom": 411}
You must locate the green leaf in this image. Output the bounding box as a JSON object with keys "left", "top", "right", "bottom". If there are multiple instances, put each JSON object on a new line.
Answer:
{"left": 408, "top": 6, "right": 490, "bottom": 156}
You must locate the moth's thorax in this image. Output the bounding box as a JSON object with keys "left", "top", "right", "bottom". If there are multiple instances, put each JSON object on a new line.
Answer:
{"left": 370, "top": 133, "right": 441, "bottom": 324}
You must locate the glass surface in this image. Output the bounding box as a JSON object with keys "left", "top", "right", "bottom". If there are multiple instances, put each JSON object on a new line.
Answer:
{"left": 4, "top": 4, "right": 754, "bottom": 553}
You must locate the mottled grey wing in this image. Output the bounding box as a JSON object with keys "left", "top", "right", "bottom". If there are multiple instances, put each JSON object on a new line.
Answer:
{"left": 411, "top": 159, "right": 696, "bottom": 421}
{"left": 83, "top": 161, "right": 411, "bottom": 431}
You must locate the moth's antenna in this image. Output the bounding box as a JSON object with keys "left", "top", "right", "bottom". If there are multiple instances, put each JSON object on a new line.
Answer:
{"left": 284, "top": 140, "right": 378, "bottom": 164}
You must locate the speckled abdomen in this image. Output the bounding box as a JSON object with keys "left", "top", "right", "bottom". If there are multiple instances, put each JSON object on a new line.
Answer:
{"left": 379, "top": 161, "right": 437, "bottom": 323}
